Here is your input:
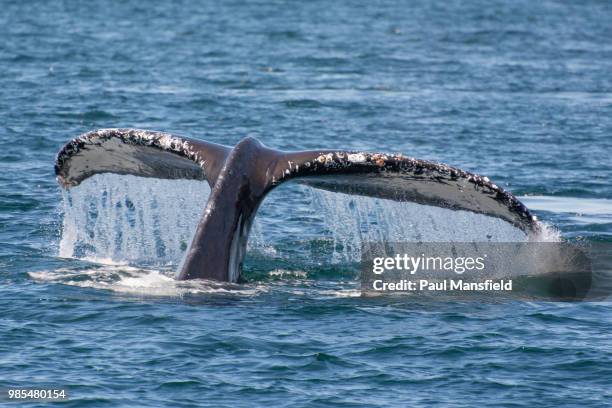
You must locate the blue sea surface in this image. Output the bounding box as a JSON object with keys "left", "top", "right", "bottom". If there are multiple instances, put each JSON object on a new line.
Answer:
{"left": 1, "top": 0, "right": 611, "bottom": 407}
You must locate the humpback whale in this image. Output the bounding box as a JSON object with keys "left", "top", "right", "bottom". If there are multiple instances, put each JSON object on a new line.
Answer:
{"left": 55, "top": 129, "right": 538, "bottom": 282}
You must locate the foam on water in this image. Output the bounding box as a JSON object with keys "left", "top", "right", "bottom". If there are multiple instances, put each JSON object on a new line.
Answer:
{"left": 28, "top": 266, "right": 264, "bottom": 297}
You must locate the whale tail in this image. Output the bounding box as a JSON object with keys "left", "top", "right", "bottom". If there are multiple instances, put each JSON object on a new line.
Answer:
{"left": 55, "top": 129, "right": 539, "bottom": 282}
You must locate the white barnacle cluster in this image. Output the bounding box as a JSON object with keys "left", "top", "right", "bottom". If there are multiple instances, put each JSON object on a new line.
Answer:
{"left": 81, "top": 128, "right": 118, "bottom": 148}
{"left": 196, "top": 154, "right": 206, "bottom": 168}
{"left": 466, "top": 172, "right": 488, "bottom": 185}
{"left": 347, "top": 153, "right": 367, "bottom": 163}
{"left": 137, "top": 130, "right": 162, "bottom": 146}
{"left": 370, "top": 153, "right": 391, "bottom": 167}
{"left": 475, "top": 175, "right": 495, "bottom": 190}
{"left": 436, "top": 163, "right": 451, "bottom": 174}
{"left": 464, "top": 172, "right": 507, "bottom": 196}
{"left": 286, "top": 160, "right": 300, "bottom": 174}
{"left": 108, "top": 129, "right": 205, "bottom": 168}
{"left": 315, "top": 153, "right": 335, "bottom": 166}
{"left": 157, "top": 133, "right": 178, "bottom": 150}
{"left": 147, "top": 131, "right": 205, "bottom": 167}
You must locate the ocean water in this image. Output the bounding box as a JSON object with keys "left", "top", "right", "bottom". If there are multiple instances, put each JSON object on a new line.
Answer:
{"left": 1, "top": 0, "right": 611, "bottom": 407}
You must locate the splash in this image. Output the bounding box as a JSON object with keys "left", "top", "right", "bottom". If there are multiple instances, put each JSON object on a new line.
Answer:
{"left": 57, "top": 174, "right": 557, "bottom": 274}
{"left": 250, "top": 185, "right": 557, "bottom": 264}
{"left": 309, "top": 188, "right": 526, "bottom": 262}
{"left": 59, "top": 174, "right": 210, "bottom": 266}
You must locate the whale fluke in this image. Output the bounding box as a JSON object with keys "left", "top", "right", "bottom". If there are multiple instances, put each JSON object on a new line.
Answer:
{"left": 55, "top": 128, "right": 539, "bottom": 282}
{"left": 55, "top": 128, "right": 230, "bottom": 188}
